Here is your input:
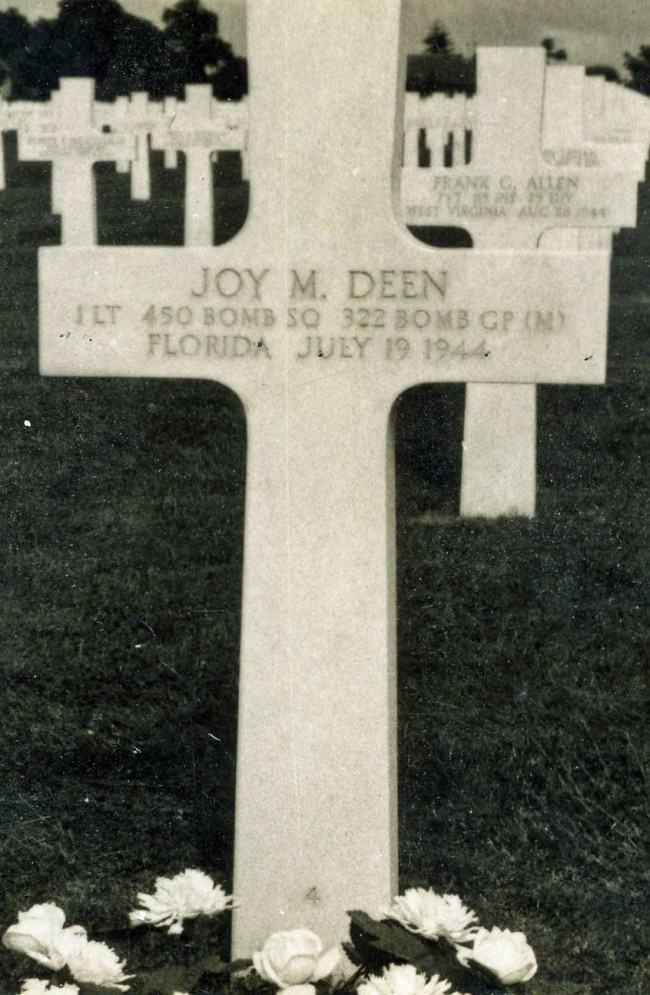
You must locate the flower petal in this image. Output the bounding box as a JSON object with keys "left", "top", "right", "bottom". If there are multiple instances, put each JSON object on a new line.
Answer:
{"left": 283, "top": 985, "right": 316, "bottom": 995}
{"left": 312, "top": 945, "right": 341, "bottom": 982}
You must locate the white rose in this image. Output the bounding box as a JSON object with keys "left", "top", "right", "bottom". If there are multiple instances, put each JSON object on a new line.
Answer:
{"left": 253, "top": 929, "right": 341, "bottom": 994}
{"left": 456, "top": 926, "right": 537, "bottom": 985}
{"left": 64, "top": 934, "right": 133, "bottom": 991}
{"left": 358, "top": 963, "right": 464, "bottom": 995}
{"left": 129, "top": 869, "right": 233, "bottom": 934}
{"left": 2, "top": 903, "right": 86, "bottom": 971}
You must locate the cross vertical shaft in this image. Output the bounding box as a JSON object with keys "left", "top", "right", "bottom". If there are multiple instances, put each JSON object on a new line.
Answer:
{"left": 231, "top": 0, "right": 405, "bottom": 953}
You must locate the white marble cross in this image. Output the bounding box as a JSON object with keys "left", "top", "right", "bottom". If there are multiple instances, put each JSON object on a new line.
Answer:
{"left": 102, "top": 95, "right": 132, "bottom": 174}
{"left": 18, "top": 78, "right": 135, "bottom": 244}
{"left": 15, "top": 91, "right": 67, "bottom": 212}
{"left": 151, "top": 84, "right": 246, "bottom": 246}
{"left": 123, "top": 92, "right": 162, "bottom": 201}
{"left": 36, "top": 0, "right": 612, "bottom": 953}
{"left": 582, "top": 73, "right": 650, "bottom": 145}
{"left": 402, "top": 52, "right": 647, "bottom": 516}
{"left": 6, "top": 97, "right": 56, "bottom": 199}
{"left": 98, "top": 91, "right": 164, "bottom": 200}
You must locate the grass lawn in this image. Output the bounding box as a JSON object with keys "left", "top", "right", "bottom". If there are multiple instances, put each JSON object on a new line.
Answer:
{"left": 0, "top": 135, "right": 647, "bottom": 994}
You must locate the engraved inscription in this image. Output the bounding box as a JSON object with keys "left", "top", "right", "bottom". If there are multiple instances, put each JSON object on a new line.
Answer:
{"left": 348, "top": 269, "right": 448, "bottom": 300}
{"left": 58, "top": 265, "right": 574, "bottom": 370}
{"left": 189, "top": 267, "right": 270, "bottom": 299}
{"left": 542, "top": 148, "right": 600, "bottom": 168}
{"left": 40, "top": 247, "right": 609, "bottom": 385}
{"left": 20, "top": 134, "right": 132, "bottom": 158}
{"left": 147, "top": 334, "right": 272, "bottom": 359}
{"left": 405, "top": 171, "right": 611, "bottom": 223}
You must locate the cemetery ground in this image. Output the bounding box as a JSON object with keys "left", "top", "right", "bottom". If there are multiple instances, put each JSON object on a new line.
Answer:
{"left": 0, "top": 139, "right": 647, "bottom": 995}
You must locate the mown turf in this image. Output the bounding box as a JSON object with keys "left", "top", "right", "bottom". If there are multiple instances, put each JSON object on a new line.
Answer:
{"left": 0, "top": 136, "right": 647, "bottom": 994}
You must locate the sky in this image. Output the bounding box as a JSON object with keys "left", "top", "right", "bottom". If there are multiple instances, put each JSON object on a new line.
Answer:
{"left": 1, "top": 0, "right": 648, "bottom": 72}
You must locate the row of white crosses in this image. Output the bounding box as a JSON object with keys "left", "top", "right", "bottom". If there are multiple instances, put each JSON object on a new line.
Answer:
{"left": 95, "top": 90, "right": 248, "bottom": 202}
{"left": 20, "top": 0, "right": 650, "bottom": 956}
{"left": 98, "top": 92, "right": 164, "bottom": 198}
{"left": 403, "top": 69, "right": 650, "bottom": 169}
{"left": 402, "top": 53, "right": 649, "bottom": 516}
{"left": 582, "top": 73, "right": 650, "bottom": 144}
{"left": 0, "top": 93, "right": 58, "bottom": 191}
{"left": 404, "top": 91, "right": 474, "bottom": 168}
{"left": 10, "top": 79, "right": 247, "bottom": 245}
{"left": 150, "top": 86, "right": 248, "bottom": 245}
{"left": 0, "top": 85, "right": 245, "bottom": 221}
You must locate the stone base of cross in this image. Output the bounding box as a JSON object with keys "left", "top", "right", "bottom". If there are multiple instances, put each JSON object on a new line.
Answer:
{"left": 34, "top": 0, "right": 616, "bottom": 955}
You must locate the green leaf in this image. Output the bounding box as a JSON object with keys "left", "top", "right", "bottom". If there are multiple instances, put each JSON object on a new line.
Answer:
{"left": 141, "top": 963, "right": 191, "bottom": 995}
{"left": 197, "top": 954, "right": 252, "bottom": 976}
{"left": 184, "top": 953, "right": 253, "bottom": 989}
{"left": 347, "top": 910, "right": 441, "bottom": 975}
{"left": 218, "top": 958, "right": 254, "bottom": 974}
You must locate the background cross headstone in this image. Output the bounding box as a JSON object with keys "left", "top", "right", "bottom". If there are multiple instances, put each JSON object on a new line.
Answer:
{"left": 402, "top": 50, "right": 647, "bottom": 517}
{"left": 151, "top": 84, "right": 247, "bottom": 246}
{"left": 18, "top": 78, "right": 135, "bottom": 245}
{"left": 32, "top": 0, "right": 632, "bottom": 956}
{"left": 99, "top": 95, "right": 133, "bottom": 175}
{"left": 101, "top": 91, "right": 164, "bottom": 201}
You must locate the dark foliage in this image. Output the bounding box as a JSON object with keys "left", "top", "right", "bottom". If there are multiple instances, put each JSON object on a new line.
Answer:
{"left": 585, "top": 65, "right": 621, "bottom": 82}
{"left": 624, "top": 45, "right": 650, "bottom": 95}
{"left": 542, "top": 38, "right": 568, "bottom": 62}
{"left": 162, "top": 0, "right": 233, "bottom": 87}
{"left": 405, "top": 55, "right": 476, "bottom": 97}
{"left": 347, "top": 912, "right": 505, "bottom": 994}
{"left": 423, "top": 21, "right": 454, "bottom": 56}
{"left": 0, "top": 0, "right": 247, "bottom": 101}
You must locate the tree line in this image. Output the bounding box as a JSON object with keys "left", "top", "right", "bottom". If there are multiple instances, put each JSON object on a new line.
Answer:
{"left": 420, "top": 19, "right": 650, "bottom": 95}
{"left": 0, "top": 0, "right": 247, "bottom": 101}
{"left": 0, "top": 4, "right": 648, "bottom": 103}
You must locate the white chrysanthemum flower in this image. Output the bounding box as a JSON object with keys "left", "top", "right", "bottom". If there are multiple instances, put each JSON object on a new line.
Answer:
{"left": 19, "top": 983, "right": 50, "bottom": 995}
{"left": 3, "top": 903, "right": 86, "bottom": 972}
{"left": 64, "top": 934, "right": 133, "bottom": 992}
{"left": 129, "top": 869, "right": 234, "bottom": 935}
{"left": 358, "top": 963, "right": 463, "bottom": 995}
{"left": 20, "top": 981, "right": 80, "bottom": 995}
{"left": 385, "top": 888, "right": 478, "bottom": 944}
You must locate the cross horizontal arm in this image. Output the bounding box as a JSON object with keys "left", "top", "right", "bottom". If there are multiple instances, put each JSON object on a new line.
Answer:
{"left": 39, "top": 246, "right": 610, "bottom": 395}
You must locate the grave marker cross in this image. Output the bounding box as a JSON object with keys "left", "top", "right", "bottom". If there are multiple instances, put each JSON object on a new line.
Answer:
{"left": 18, "top": 79, "right": 135, "bottom": 244}
{"left": 37, "top": 0, "right": 610, "bottom": 953}
{"left": 151, "top": 84, "right": 246, "bottom": 246}
{"left": 97, "top": 91, "right": 164, "bottom": 200}
{"left": 402, "top": 53, "right": 647, "bottom": 516}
